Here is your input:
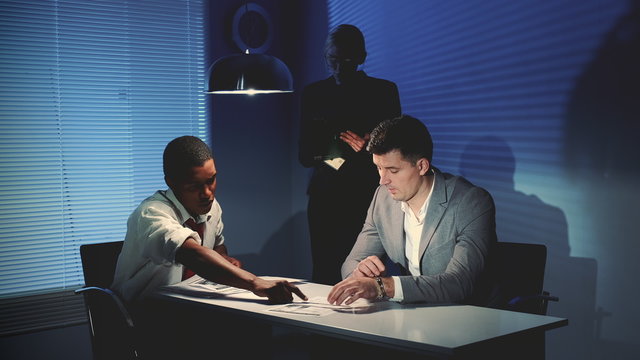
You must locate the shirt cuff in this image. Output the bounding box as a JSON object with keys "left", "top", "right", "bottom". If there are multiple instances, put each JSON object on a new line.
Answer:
{"left": 389, "top": 276, "right": 404, "bottom": 302}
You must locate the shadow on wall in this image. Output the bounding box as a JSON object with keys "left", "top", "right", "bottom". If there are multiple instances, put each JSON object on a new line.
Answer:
{"left": 459, "top": 136, "right": 598, "bottom": 360}
{"left": 234, "top": 211, "right": 311, "bottom": 280}
{"left": 565, "top": 0, "right": 640, "bottom": 180}
{"left": 564, "top": 1, "right": 640, "bottom": 358}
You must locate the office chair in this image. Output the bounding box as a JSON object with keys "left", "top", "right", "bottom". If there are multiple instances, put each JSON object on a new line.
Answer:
{"left": 76, "top": 241, "right": 140, "bottom": 360}
{"left": 470, "top": 242, "right": 560, "bottom": 359}
{"left": 486, "top": 241, "right": 559, "bottom": 315}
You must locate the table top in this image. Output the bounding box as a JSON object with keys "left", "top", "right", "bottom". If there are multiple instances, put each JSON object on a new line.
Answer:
{"left": 154, "top": 279, "right": 568, "bottom": 356}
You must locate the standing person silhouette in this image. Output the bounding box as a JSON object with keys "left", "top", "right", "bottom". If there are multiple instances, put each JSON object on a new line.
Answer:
{"left": 299, "top": 24, "right": 401, "bottom": 285}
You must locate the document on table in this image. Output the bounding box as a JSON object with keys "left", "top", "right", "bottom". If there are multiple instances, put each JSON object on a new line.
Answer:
{"left": 266, "top": 296, "right": 372, "bottom": 316}
{"left": 160, "top": 275, "right": 307, "bottom": 298}
{"left": 160, "top": 275, "right": 249, "bottom": 297}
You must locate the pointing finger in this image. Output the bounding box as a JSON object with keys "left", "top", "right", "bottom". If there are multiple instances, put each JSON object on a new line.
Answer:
{"left": 287, "top": 282, "right": 308, "bottom": 301}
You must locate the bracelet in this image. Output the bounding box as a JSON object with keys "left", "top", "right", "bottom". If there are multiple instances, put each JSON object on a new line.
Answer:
{"left": 374, "top": 276, "right": 386, "bottom": 300}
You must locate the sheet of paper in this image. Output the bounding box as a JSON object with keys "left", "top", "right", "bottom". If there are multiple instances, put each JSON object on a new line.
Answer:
{"left": 266, "top": 296, "right": 371, "bottom": 317}
{"left": 161, "top": 275, "right": 249, "bottom": 297}
{"left": 324, "top": 157, "right": 345, "bottom": 170}
{"left": 160, "top": 276, "right": 307, "bottom": 298}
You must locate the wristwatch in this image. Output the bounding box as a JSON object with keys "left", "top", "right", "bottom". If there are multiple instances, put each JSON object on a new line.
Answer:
{"left": 374, "top": 276, "right": 387, "bottom": 300}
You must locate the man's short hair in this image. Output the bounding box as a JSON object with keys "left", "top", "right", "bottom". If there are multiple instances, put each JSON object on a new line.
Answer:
{"left": 367, "top": 115, "right": 433, "bottom": 165}
{"left": 324, "top": 24, "right": 367, "bottom": 65}
{"left": 163, "top": 136, "right": 213, "bottom": 182}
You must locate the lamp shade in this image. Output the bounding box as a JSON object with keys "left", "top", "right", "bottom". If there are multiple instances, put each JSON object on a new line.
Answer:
{"left": 206, "top": 52, "right": 293, "bottom": 94}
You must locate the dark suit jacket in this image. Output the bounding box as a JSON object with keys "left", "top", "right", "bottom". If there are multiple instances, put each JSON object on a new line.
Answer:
{"left": 298, "top": 71, "right": 401, "bottom": 196}
{"left": 342, "top": 168, "right": 497, "bottom": 303}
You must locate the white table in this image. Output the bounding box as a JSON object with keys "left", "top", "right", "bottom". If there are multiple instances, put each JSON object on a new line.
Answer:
{"left": 152, "top": 280, "right": 567, "bottom": 358}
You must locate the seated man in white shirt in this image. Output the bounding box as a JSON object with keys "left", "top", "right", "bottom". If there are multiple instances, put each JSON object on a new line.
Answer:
{"left": 112, "top": 135, "right": 306, "bottom": 304}
{"left": 328, "top": 115, "right": 496, "bottom": 305}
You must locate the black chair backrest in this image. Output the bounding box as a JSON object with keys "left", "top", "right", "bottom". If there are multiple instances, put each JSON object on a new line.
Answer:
{"left": 79, "top": 241, "right": 138, "bottom": 359}
{"left": 80, "top": 241, "right": 123, "bottom": 288}
{"left": 482, "top": 241, "right": 548, "bottom": 315}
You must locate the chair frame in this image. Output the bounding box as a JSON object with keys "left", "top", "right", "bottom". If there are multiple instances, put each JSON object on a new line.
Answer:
{"left": 487, "top": 241, "right": 559, "bottom": 315}
{"left": 76, "top": 241, "right": 140, "bottom": 360}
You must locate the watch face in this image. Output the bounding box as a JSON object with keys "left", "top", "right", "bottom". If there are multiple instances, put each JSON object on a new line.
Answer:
{"left": 232, "top": 2, "right": 273, "bottom": 54}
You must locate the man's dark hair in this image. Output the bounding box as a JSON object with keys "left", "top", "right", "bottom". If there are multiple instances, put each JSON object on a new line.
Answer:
{"left": 163, "top": 136, "right": 213, "bottom": 182}
{"left": 367, "top": 115, "right": 433, "bottom": 165}
{"left": 324, "top": 24, "right": 367, "bottom": 64}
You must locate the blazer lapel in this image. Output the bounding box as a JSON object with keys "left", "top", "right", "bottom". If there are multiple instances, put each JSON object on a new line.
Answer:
{"left": 389, "top": 198, "right": 407, "bottom": 267}
{"left": 418, "top": 168, "right": 448, "bottom": 259}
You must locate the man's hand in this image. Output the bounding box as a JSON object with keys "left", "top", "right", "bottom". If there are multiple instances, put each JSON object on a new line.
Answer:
{"left": 327, "top": 277, "right": 379, "bottom": 305}
{"left": 252, "top": 278, "right": 308, "bottom": 304}
{"left": 339, "top": 131, "right": 370, "bottom": 152}
{"left": 352, "top": 255, "right": 386, "bottom": 278}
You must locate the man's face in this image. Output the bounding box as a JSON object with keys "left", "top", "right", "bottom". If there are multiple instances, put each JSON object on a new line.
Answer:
{"left": 325, "top": 44, "right": 359, "bottom": 84}
{"left": 373, "top": 150, "right": 427, "bottom": 203}
{"left": 170, "top": 158, "right": 217, "bottom": 217}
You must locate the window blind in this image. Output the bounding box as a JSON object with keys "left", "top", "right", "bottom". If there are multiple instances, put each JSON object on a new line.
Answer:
{"left": 0, "top": 0, "right": 206, "bottom": 333}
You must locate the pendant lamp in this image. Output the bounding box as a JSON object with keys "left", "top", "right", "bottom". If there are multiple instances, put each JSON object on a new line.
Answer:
{"left": 206, "top": 3, "right": 293, "bottom": 95}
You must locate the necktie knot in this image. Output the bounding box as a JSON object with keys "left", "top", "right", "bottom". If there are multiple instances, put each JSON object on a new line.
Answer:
{"left": 184, "top": 218, "right": 205, "bottom": 240}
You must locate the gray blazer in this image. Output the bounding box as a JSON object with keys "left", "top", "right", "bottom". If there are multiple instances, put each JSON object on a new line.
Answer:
{"left": 341, "top": 168, "right": 496, "bottom": 303}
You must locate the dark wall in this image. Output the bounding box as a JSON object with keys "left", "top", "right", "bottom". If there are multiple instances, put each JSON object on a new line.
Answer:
{"left": 206, "top": 0, "right": 323, "bottom": 278}
{"left": 287, "top": 1, "right": 329, "bottom": 278}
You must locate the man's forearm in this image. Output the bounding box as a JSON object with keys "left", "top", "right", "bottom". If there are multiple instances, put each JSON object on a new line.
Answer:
{"left": 213, "top": 244, "right": 228, "bottom": 256}
{"left": 177, "top": 239, "right": 256, "bottom": 290}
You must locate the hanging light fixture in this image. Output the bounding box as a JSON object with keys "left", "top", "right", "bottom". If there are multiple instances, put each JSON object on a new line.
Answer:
{"left": 206, "top": 2, "right": 293, "bottom": 95}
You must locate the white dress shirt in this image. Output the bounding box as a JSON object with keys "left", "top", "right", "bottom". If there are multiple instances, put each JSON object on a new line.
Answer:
{"left": 390, "top": 176, "right": 435, "bottom": 302}
{"left": 112, "top": 189, "right": 224, "bottom": 302}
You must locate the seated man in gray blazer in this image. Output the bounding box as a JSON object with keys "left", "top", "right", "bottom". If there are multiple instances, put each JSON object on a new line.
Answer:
{"left": 328, "top": 115, "right": 496, "bottom": 304}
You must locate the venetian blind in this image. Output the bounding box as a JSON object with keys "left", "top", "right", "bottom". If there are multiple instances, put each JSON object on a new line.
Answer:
{"left": 0, "top": 0, "right": 206, "bottom": 334}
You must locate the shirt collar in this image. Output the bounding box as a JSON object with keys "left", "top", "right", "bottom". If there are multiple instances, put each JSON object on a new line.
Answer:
{"left": 400, "top": 173, "right": 435, "bottom": 222}
{"left": 164, "top": 189, "right": 212, "bottom": 224}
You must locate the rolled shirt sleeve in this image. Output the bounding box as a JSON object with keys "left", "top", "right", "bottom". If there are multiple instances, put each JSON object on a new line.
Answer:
{"left": 112, "top": 190, "right": 226, "bottom": 302}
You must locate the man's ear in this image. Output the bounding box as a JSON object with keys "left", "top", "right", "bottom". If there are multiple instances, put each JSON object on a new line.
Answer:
{"left": 417, "top": 158, "right": 430, "bottom": 175}
{"left": 165, "top": 176, "right": 174, "bottom": 190}
{"left": 356, "top": 51, "right": 367, "bottom": 65}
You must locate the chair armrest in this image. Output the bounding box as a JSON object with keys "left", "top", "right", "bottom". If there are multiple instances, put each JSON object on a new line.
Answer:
{"left": 507, "top": 291, "right": 559, "bottom": 315}
{"left": 507, "top": 293, "right": 559, "bottom": 306}
{"left": 75, "top": 286, "right": 134, "bottom": 327}
{"left": 541, "top": 290, "right": 559, "bottom": 302}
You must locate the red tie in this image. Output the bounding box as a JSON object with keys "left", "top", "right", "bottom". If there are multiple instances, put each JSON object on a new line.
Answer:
{"left": 182, "top": 218, "right": 205, "bottom": 280}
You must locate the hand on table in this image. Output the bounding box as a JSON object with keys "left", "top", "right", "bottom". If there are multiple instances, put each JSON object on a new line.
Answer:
{"left": 339, "top": 131, "right": 370, "bottom": 152}
{"left": 252, "top": 278, "right": 308, "bottom": 304}
{"left": 327, "top": 277, "right": 379, "bottom": 306}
